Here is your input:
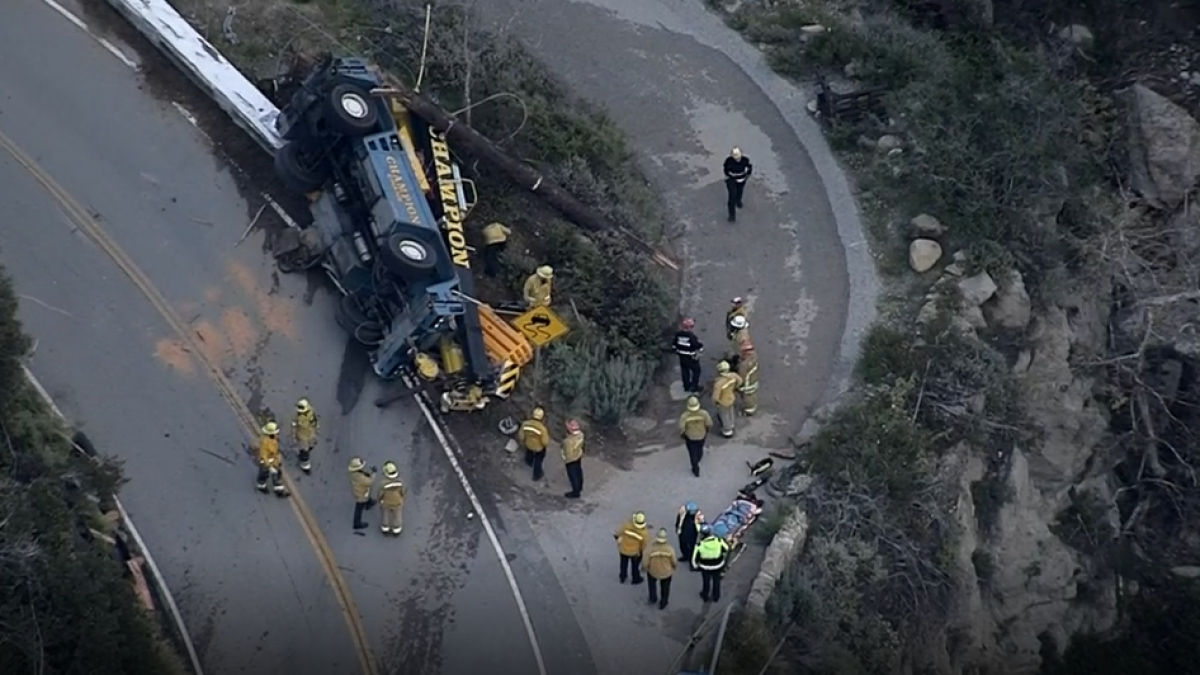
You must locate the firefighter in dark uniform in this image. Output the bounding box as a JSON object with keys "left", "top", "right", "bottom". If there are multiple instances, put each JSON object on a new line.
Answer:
{"left": 675, "top": 501, "right": 705, "bottom": 570}
{"left": 673, "top": 317, "right": 704, "bottom": 394}
{"left": 692, "top": 525, "right": 731, "bottom": 602}
{"left": 723, "top": 147, "right": 753, "bottom": 222}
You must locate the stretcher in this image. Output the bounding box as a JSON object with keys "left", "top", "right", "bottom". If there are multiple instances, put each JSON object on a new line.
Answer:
{"left": 708, "top": 492, "right": 765, "bottom": 564}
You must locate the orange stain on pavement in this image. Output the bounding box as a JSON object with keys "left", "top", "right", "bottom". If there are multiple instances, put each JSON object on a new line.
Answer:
{"left": 226, "top": 260, "right": 297, "bottom": 340}
{"left": 154, "top": 338, "right": 195, "bottom": 376}
{"left": 221, "top": 307, "right": 258, "bottom": 358}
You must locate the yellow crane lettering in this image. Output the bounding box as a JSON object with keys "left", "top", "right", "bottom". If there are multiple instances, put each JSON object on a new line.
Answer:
{"left": 428, "top": 130, "right": 471, "bottom": 269}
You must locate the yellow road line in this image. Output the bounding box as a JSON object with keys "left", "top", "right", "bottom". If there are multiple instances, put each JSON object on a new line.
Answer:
{"left": 0, "top": 129, "right": 378, "bottom": 675}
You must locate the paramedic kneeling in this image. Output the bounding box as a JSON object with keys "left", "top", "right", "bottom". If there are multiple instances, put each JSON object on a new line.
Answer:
{"left": 692, "top": 525, "right": 731, "bottom": 603}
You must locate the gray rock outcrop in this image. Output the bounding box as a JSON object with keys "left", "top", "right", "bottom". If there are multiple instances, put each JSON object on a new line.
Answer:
{"left": 1126, "top": 84, "right": 1200, "bottom": 210}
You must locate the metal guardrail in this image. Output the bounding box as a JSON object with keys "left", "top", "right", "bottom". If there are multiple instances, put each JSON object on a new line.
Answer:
{"left": 103, "top": 0, "right": 283, "bottom": 153}
{"left": 23, "top": 366, "right": 205, "bottom": 675}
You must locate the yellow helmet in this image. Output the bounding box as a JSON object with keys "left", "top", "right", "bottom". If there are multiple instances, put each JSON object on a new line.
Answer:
{"left": 656, "top": 528, "right": 669, "bottom": 543}
{"left": 686, "top": 396, "right": 700, "bottom": 411}
{"left": 296, "top": 398, "right": 311, "bottom": 414}
{"left": 262, "top": 421, "right": 279, "bottom": 436}
{"left": 536, "top": 265, "right": 554, "bottom": 280}
{"left": 717, "top": 360, "right": 731, "bottom": 373}
{"left": 532, "top": 407, "right": 545, "bottom": 421}
{"left": 632, "top": 511, "right": 646, "bottom": 526}
{"left": 348, "top": 457, "right": 366, "bottom": 472}
{"left": 383, "top": 461, "right": 399, "bottom": 478}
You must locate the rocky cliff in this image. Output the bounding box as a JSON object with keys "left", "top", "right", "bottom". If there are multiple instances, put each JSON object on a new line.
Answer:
{"left": 904, "top": 80, "right": 1200, "bottom": 674}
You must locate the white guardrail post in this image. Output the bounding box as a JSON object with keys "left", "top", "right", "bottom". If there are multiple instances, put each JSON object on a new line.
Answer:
{"left": 104, "top": 0, "right": 284, "bottom": 153}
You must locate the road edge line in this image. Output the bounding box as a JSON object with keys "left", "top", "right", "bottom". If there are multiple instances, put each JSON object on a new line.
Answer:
{"left": 408, "top": 385, "right": 549, "bottom": 675}
{"left": 22, "top": 365, "right": 206, "bottom": 675}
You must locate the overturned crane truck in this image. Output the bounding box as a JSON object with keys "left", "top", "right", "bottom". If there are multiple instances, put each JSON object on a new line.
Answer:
{"left": 271, "top": 55, "right": 532, "bottom": 412}
{"left": 100, "top": 0, "right": 530, "bottom": 412}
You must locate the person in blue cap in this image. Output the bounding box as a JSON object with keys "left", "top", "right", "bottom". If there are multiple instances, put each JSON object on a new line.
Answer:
{"left": 675, "top": 501, "right": 705, "bottom": 571}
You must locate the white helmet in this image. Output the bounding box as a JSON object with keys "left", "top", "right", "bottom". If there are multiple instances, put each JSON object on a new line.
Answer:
{"left": 730, "top": 315, "right": 748, "bottom": 329}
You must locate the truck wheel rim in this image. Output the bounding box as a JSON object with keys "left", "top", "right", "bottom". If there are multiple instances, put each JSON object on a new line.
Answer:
{"left": 398, "top": 241, "right": 426, "bottom": 261}
{"left": 340, "top": 93, "right": 369, "bottom": 119}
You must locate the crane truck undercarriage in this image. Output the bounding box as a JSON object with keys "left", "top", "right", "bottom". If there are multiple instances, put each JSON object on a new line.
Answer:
{"left": 269, "top": 55, "right": 532, "bottom": 412}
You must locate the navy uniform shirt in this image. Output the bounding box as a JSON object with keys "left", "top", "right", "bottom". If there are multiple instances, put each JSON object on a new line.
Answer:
{"left": 723, "top": 156, "right": 752, "bottom": 182}
{"left": 673, "top": 330, "right": 703, "bottom": 359}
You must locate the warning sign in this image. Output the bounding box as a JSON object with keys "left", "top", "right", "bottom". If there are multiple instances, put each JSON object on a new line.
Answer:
{"left": 510, "top": 306, "right": 570, "bottom": 348}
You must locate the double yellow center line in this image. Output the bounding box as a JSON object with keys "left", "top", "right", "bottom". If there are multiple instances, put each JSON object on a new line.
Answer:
{"left": 0, "top": 128, "right": 377, "bottom": 675}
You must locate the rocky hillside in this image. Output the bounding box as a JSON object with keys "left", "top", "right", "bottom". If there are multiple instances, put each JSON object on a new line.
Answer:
{"left": 717, "top": 0, "right": 1200, "bottom": 673}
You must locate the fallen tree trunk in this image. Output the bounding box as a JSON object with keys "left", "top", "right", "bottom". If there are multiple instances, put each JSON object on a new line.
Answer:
{"left": 377, "top": 83, "right": 678, "bottom": 270}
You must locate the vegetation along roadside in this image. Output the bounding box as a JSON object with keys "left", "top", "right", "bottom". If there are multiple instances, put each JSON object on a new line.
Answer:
{"left": 702, "top": 0, "right": 1200, "bottom": 673}
{"left": 0, "top": 266, "right": 190, "bottom": 675}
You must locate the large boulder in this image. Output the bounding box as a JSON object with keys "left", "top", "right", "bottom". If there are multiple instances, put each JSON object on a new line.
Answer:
{"left": 910, "top": 213, "right": 946, "bottom": 238}
{"left": 909, "top": 238, "right": 943, "bottom": 272}
{"left": 958, "top": 271, "right": 998, "bottom": 307}
{"left": 984, "top": 270, "right": 1033, "bottom": 330}
{"left": 1126, "top": 84, "right": 1200, "bottom": 210}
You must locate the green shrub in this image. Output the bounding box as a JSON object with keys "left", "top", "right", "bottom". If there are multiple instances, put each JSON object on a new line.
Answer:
{"left": 806, "top": 384, "right": 933, "bottom": 501}
{"left": 543, "top": 335, "right": 655, "bottom": 423}
{"left": 0, "top": 271, "right": 179, "bottom": 674}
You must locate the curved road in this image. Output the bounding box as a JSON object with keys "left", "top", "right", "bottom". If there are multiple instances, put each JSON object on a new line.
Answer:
{"left": 0, "top": 1, "right": 593, "bottom": 674}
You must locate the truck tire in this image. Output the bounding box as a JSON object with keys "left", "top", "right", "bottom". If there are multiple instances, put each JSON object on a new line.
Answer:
{"left": 274, "top": 141, "right": 328, "bottom": 194}
{"left": 381, "top": 233, "right": 437, "bottom": 278}
{"left": 336, "top": 296, "right": 384, "bottom": 345}
{"left": 323, "top": 83, "right": 379, "bottom": 137}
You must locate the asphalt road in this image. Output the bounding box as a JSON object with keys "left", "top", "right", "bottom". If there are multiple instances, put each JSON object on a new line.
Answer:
{"left": 0, "top": 0, "right": 588, "bottom": 673}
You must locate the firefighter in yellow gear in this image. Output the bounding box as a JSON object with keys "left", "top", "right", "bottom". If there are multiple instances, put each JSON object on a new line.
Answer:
{"left": 712, "top": 361, "right": 744, "bottom": 438}
{"left": 678, "top": 396, "right": 713, "bottom": 477}
{"left": 727, "top": 313, "right": 751, "bottom": 372}
{"left": 348, "top": 457, "right": 375, "bottom": 530}
{"left": 523, "top": 265, "right": 554, "bottom": 308}
{"left": 377, "top": 461, "right": 407, "bottom": 536}
{"left": 255, "top": 422, "right": 288, "bottom": 496}
{"left": 737, "top": 340, "right": 760, "bottom": 416}
{"left": 481, "top": 221, "right": 512, "bottom": 277}
{"left": 614, "top": 511, "right": 650, "bottom": 584}
{"left": 292, "top": 398, "right": 320, "bottom": 473}
{"left": 562, "top": 419, "right": 585, "bottom": 499}
{"left": 725, "top": 297, "right": 749, "bottom": 340}
{"left": 641, "top": 529, "right": 678, "bottom": 609}
{"left": 519, "top": 407, "right": 550, "bottom": 481}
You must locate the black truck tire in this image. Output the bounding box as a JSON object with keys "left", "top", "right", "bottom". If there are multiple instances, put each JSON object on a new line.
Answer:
{"left": 323, "top": 82, "right": 379, "bottom": 137}
{"left": 274, "top": 141, "right": 329, "bottom": 194}
{"left": 381, "top": 233, "right": 437, "bottom": 278}
{"left": 336, "top": 296, "right": 384, "bottom": 345}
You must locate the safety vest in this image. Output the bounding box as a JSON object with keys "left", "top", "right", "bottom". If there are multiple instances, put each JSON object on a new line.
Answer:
{"left": 676, "top": 508, "right": 704, "bottom": 535}
{"left": 693, "top": 536, "right": 729, "bottom": 570}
